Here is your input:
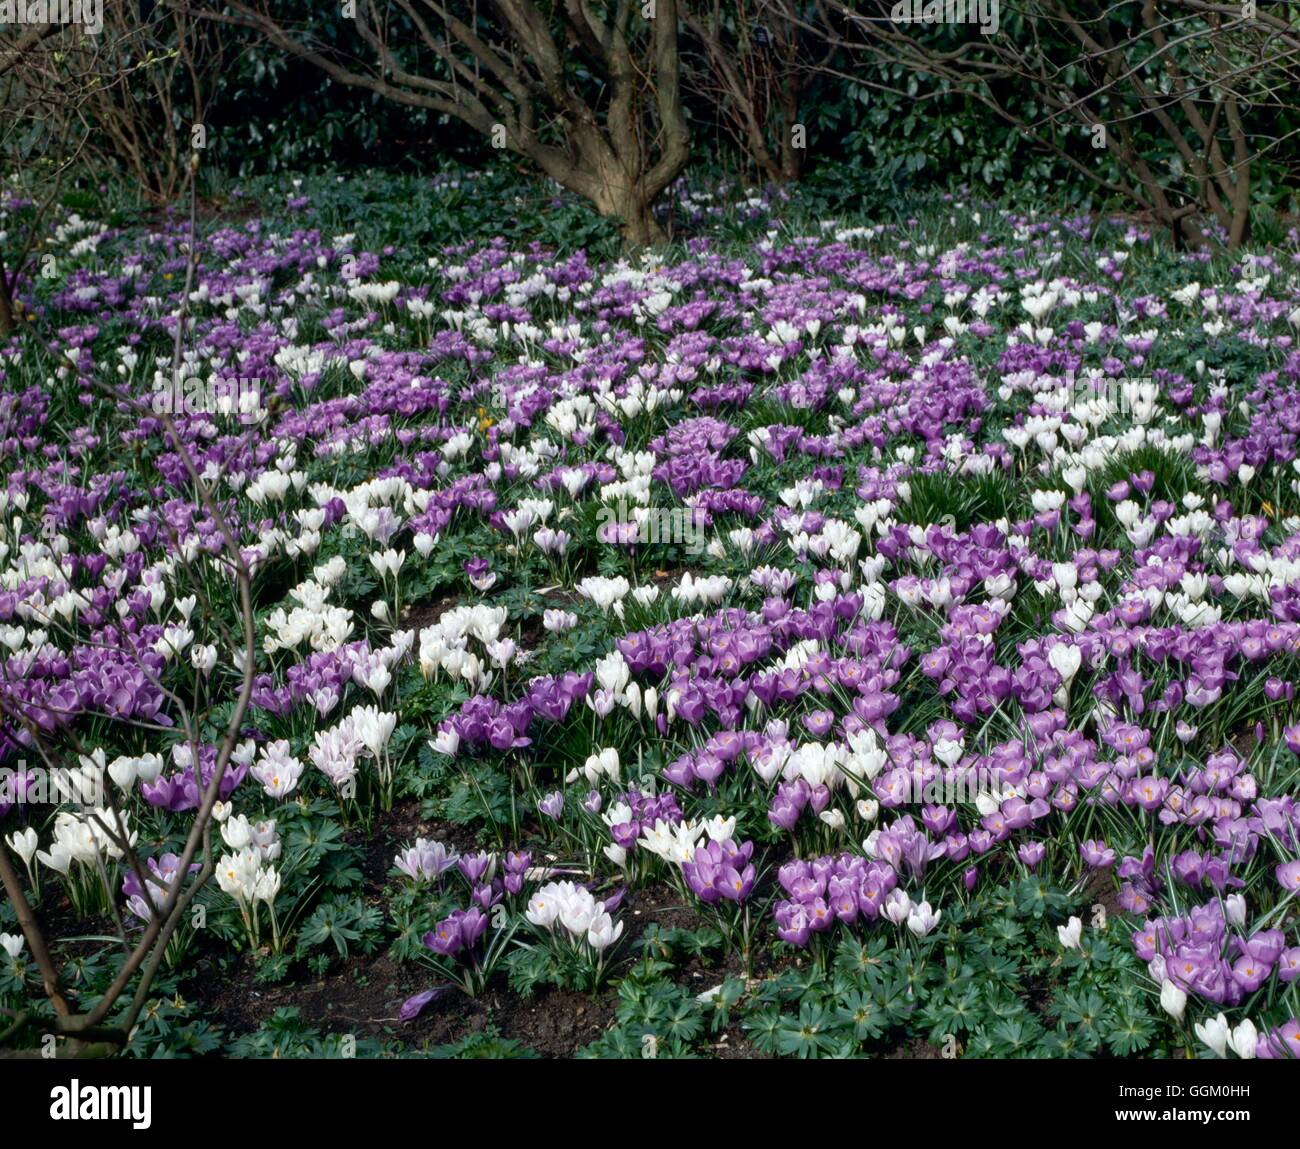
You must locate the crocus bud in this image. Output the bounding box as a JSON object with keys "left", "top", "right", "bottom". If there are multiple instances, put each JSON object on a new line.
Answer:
{"left": 1224, "top": 893, "right": 1247, "bottom": 927}
{"left": 1160, "top": 979, "right": 1187, "bottom": 1022}
{"left": 6, "top": 827, "right": 38, "bottom": 866}
{"left": 1194, "top": 1013, "right": 1229, "bottom": 1058}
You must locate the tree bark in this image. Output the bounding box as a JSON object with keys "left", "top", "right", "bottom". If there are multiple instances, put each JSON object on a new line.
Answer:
{"left": 598, "top": 184, "right": 668, "bottom": 245}
{"left": 0, "top": 257, "right": 14, "bottom": 336}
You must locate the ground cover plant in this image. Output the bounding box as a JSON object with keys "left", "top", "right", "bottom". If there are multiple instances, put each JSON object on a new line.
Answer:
{"left": 0, "top": 166, "right": 1298, "bottom": 1063}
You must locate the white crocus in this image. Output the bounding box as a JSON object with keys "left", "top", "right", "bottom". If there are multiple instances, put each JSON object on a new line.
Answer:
{"left": 1057, "top": 916, "right": 1083, "bottom": 950}
{"left": 1228, "top": 1019, "right": 1258, "bottom": 1059}
{"left": 1159, "top": 979, "right": 1187, "bottom": 1022}
{"left": 1194, "top": 1013, "right": 1230, "bottom": 1058}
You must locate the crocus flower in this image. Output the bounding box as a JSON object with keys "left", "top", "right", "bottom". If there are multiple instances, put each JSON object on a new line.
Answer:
{"left": 1080, "top": 839, "right": 1115, "bottom": 868}
{"left": 883, "top": 888, "right": 912, "bottom": 925}
{"left": 1194, "top": 1013, "right": 1230, "bottom": 1058}
{"left": 1160, "top": 979, "right": 1187, "bottom": 1022}
{"left": 1057, "top": 916, "right": 1082, "bottom": 950}
{"left": 1255, "top": 1019, "right": 1300, "bottom": 1059}
{"left": 424, "top": 915, "right": 465, "bottom": 956}
{"left": 1228, "top": 1019, "right": 1258, "bottom": 1059}
{"left": 1017, "top": 841, "right": 1045, "bottom": 869}
{"left": 586, "top": 910, "right": 623, "bottom": 951}
{"left": 399, "top": 987, "right": 445, "bottom": 1021}
{"left": 906, "top": 900, "right": 941, "bottom": 937}
{"left": 1275, "top": 860, "right": 1300, "bottom": 891}
{"left": 5, "top": 827, "right": 37, "bottom": 866}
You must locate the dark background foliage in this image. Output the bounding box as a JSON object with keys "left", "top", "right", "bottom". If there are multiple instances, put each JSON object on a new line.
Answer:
{"left": 190, "top": 5, "right": 1297, "bottom": 217}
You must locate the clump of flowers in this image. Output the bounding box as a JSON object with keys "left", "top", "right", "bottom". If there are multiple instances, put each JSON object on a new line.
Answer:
{"left": 521, "top": 879, "right": 626, "bottom": 989}
{"left": 681, "top": 827, "right": 759, "bottom": 973}
{"left": 416, "top": 849, "right": 530, "bottom": 996}
{"left": 215, "top": 814, "right": 284, "bottom": 952}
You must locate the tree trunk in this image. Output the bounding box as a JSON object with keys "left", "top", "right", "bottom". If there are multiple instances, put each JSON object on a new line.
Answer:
{"left": 208, "top": 0, "right": 690, "bottom": 246}
{"left": 595, "top": 183, "right": 667, "bottom": 246}
{"left": 0, "top": 278, "right": 14, "bottom": 336}
{"left": 623, "top": 206, "right": 667, "bottom": 247}
{"left": 779, "top": 85, "right": 802, "bottom": 183}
